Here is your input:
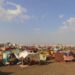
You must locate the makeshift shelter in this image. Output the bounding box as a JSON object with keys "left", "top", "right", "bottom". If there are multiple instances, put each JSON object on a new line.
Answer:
{"left": 2, "top": 49, "right": 20, "bottom": 65}
{"left": 27, "top": 52, "right": 40, "bottom": 65}
{"left": 15, "top": 50, "right": 47, "bottom": 65}
{"left": 0, "top": 50, "right": 3, "bottom": 65}
{"left": 15, "top": 50, "right": 29, "bottom": 65}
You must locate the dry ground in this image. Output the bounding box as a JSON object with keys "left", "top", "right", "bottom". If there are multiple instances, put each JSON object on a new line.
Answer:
{"left": 0, "top": 62, "right": 75, "bottom": 75}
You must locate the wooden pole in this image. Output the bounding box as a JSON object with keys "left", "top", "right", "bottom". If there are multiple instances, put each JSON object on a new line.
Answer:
{"left": 22, "top": 57, "right": 24, "bottom": 65}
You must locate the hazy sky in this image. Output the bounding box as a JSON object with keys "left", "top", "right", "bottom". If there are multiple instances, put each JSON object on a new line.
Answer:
{"left": 0, "top": 0, "right": 75, "bottom": 45}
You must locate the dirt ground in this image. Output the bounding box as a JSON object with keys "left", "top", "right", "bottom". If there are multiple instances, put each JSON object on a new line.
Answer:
{"left": 0, "top": 62, "right": 75, "bottom": 75}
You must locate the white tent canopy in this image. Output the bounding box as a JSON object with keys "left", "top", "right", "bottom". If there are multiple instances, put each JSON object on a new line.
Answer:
{"left": 15, "top": 50, "right": 29, "bottom": 59}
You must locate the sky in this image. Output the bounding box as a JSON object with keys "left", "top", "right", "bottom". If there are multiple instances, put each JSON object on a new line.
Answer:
{"left": 0, "top": 0, "right": 75, "bottom": 45}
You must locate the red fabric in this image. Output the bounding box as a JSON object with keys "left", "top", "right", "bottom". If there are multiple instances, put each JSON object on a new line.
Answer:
{"left": 55, "top": 53, "right": 64, "bottom": 62}
{"left": 64, "top": 55, "right": 74, "bottom": 61}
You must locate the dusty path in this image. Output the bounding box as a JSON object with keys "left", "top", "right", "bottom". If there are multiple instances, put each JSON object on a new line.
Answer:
{"left": 0, "top": 62, "right": 75, "bottom": 75}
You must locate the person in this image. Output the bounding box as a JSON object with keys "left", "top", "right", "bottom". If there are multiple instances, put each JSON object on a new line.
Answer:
{"left": 8, "top": 53, "right": 18, "bottom": 65}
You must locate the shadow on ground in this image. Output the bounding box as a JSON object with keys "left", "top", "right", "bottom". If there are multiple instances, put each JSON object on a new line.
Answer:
{"left": 0, "top": 71, "right": 13, "bottom": 75}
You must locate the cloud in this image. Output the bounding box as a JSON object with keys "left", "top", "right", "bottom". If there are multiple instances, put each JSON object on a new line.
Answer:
{"left": 31, "top": 16, "right": 75, "bottom": 44}
{"left": 48, "top": 17, "right": 75, "bottom": 44}
{"left": 60, "top": 17, "right": 75, "bottom": 32}
{"left": 59, "top": 15, "right": 64, "bottom": 19}
{"left": 7, "top": 2, "right": 27, "bottom": 15}
{"left": 0, "top": 0, "right": 31, "bottom": 22}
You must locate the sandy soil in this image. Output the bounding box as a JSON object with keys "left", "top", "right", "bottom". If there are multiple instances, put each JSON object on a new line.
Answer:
{"left": 0, "top": 62, "right": 75, "bottom": 75}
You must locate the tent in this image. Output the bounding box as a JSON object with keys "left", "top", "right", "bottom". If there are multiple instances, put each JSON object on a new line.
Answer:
{"left": 2, "top": 49, "right": 20, "bottom": 65}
